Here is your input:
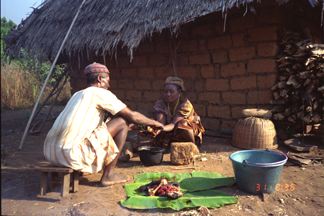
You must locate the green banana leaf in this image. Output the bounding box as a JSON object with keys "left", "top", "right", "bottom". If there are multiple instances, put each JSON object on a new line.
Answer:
{"left": 121, "top": 171, "right": 238, "bottom": 210}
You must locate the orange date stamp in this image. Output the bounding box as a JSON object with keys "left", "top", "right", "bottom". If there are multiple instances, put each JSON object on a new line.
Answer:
{"left": 255, "top": 183, "right": 296, "bottom": 192}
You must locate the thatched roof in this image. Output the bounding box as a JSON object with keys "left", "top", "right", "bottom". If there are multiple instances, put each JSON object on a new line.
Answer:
{"left": 5, "top": 0, "right": 321, "bottom": 61}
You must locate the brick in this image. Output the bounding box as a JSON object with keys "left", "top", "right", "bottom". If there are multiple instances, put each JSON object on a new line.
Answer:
{"left": 178, "top": 66, "right": 198, "bottom": 78}
{"left": 214, "top": 65, "right": 221, "bottom": 77}
{"left": 178, "top": 27, "right": 191, "bottom": 39}
{"left": 221, "top": 120, "right": 236, "bottom": 130}
{"left": 194, "top": 80, "right": 205, "bottom": 91}
{"left": 113, "top": 90, "right": 126, "bottom": 99}
{"left": 155, "top": 41, "right": 169, "bottom": 53}
{"left": 222, "top": 92, "right": 246, "bottom": 105}
{"left": 202, "top": 118, "right": 221, "bottom": 130}
{"left": 183, "top": 80, "right": 194, "bottom": 91}
{"left": 221, "top": 62, "right": 246, "bottom": 77}
{"left": 198, "top": 39, "right": 207, "bottom": 51}
{"left": 256, "top": 8, "right": 281, "bottom": 25}
{"left": 229, "top": 15, "right": 256, "bottom": 32}
{"left": 198, "top": 92, "right": 221, "bottom": 104}
{"left": 179, "top": 40, "right": 198, "bottom": 52}
{"left": 137, "top": 102, "right": 154, "bottom": 116}
{"left": 193, "top": 104, "right": 206, "bottom": 117}
{"left": 104, "top": 58, "right": 117, "bottom": 69}
{"left": 248, "top": 26, "right": 278, "bottom": 42}
{"left": 208, "top": 105, "right": 231, "bottom": 118}
{"left": 109, "top": 80, "right": 118, "bottom": 89}
{"left": 149, "top": 55, "right": 169, "bottom": 66}
{"left": 207, "top": 36, "right": 232, "bottom": 49}
{"left": 120, "top": 68, "right": 137, "bottom": 78}
{"left": 126, "top": 90, "right": 142, "bottom": 100}
{"left": 231, "top": 106, "right": 246, "bottom": 118}
{"left": 189, "top": 54, "right": 211, "bottom": 65}
{"left": 154, "top": 67, "right": 170, "bottom": 78}
{"left": 248, "top": 59, "right": 276, "bottom": 73}
{"left": 152, "top": 80, "right": 164, "bottom": 90}
{"left": 229, "top": 47, "right": 256, "bottom": 61}
{"left": 247, "top": 90, "right": 272, "bottom": 104}
{"left": 116, "top": 56, "right": 131, "bottom": 68}
{"left": 206, "top": 79, "right": 229, "bottom": 91}
{"left": 118, "top": 79, "right": 134, "bottom": 89}
{"left": 131, "top": 56, "right": 147, "bottom": 66}
{"left": 192, "top": 24, "right": 216, "bottom": 37}
{"left": 201, "top": 65, "right": 215, "bottom": 78}
{"left": 143, "top": 91, "right": 161, "bottom": 102}
{"left": 178, "top": 55, "right": 189, "bottom": 66}
{"left": 232, "top": 33, "right": 249, "bottom": 47}
{"left": 126, "top": 101, "right": 137, "bottom": 110}
{"left": 212, "top": 50, "right": 228, "bottom": 63}
{"left": 134, "top": 80, "right": 151, "bottom": 90}
{"left": 257, "top": 42, "right": 278, "bottom": 57}
{"left": 137, "top": 67, "right": 154, "bottom": 79}
{"left": 108, "top": 68, "right": 121, "bottom": 78}
{"left": 230, "top": 76, "right": 257, "bottom": 90}
{"left": 257, "top": 74, "right": 277, "bottom": 89}
{"left": 136, "top": 42, "right": 155, "bottom": 54}
{"left": 186, "top": 92, "right": 198, "bottom": 102}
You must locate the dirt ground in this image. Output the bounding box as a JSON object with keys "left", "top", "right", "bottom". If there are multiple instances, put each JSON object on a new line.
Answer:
{"left": 1, "top": 107, "right": 324, "bottom": 216}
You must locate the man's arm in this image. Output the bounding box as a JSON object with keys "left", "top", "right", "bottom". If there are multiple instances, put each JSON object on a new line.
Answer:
{"left": 117, "top": 107, "right": 164, "bottom": 129}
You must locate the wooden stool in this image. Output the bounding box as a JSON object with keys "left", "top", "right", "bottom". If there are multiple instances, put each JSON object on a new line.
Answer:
{"left": 35, "top": 162, "right": 80, "bottom": 197}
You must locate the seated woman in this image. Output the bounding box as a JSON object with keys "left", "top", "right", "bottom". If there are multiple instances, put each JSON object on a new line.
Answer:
{"left": 119, "top": 76, "right": 205, "bottom": 161}
{"left": 152, "top": 76, "right": 205, "bottom": 148}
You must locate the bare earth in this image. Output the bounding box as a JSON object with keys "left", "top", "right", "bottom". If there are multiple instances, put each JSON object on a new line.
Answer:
{"left": 1, "top": 107, "right": 324, "bottom": 216}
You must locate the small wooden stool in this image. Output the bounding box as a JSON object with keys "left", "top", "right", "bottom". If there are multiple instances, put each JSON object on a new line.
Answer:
{"left": 35, "top": 162, "right": 80, "bottom": 197}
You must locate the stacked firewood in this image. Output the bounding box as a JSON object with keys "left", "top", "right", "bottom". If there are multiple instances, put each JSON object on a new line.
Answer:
{"left": 271, "top": 31, "right": 324, "bottom": 133}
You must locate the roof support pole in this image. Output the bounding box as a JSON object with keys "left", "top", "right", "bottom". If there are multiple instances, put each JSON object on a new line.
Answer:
{"left": 18, "top": 0, "right": 87, "bottom": 150}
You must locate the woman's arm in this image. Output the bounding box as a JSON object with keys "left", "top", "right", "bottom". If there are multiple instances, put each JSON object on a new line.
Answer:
{"left": 154, "top": 112, "right": 175, "bottom": 132}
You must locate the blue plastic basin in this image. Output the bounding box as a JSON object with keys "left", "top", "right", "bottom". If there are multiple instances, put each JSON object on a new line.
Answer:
{"left": 229, "top": 150, "right": 287, "bottom": 194}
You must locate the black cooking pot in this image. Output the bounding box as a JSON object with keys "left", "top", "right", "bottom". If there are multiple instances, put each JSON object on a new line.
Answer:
{"left": 137, "top": 146, "right": 164, "bottom": 166}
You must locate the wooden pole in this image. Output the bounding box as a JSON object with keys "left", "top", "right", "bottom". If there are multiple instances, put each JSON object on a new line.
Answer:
{"left": 18, "top": 0, "right": 87, "bottom": 150}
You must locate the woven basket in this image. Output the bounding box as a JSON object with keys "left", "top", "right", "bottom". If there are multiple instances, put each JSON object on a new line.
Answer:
{"left": 232, "top": 117, "right": 277, "bottom": 149}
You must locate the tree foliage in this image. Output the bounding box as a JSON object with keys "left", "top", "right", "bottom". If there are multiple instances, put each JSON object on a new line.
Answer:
{"left": 1, "top": 17, "right": 16, "bottom": 61}
{"left": 1, "top": 17, "right": 65, "bottom": 85}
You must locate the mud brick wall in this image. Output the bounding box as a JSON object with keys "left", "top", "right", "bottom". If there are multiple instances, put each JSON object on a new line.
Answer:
{"left": 69, "top": 7, "right": 283, "bottom": 132}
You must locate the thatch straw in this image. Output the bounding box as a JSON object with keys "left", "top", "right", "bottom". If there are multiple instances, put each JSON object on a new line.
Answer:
{"left": 5, "top": 0, "right": 321, "bottom": 61}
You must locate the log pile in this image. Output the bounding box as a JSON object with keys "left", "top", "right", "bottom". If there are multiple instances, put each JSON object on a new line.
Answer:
{"left": 271, "top": 31, "right": 324, "bottom": 134}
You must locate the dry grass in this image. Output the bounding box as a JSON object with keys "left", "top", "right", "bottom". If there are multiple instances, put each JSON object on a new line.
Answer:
{"left": 1, "top": 63, "right": 71, "bottom": 109}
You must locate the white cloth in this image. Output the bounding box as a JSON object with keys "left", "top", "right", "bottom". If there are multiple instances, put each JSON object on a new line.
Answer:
{"left": 43, "top": 86, "right": 126, "bottom": 173}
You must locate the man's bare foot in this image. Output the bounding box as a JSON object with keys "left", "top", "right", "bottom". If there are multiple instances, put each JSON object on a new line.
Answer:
{"left": 100, "top": 173, "right": 128, "bottom": 187}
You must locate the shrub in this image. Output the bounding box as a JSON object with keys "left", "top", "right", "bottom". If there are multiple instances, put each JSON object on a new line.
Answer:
{"left": 1, "top": 63, "right": 40, "bottom": 109}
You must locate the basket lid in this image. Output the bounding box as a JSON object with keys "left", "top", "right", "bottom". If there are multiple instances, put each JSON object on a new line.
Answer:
{"left": 242, "top": 108, "right": 272, "bottom": 119}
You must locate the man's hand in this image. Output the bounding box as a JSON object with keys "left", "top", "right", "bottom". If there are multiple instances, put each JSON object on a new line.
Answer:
{"left": 148, "top": 122, "right": 175, "bottom": 136}
{"left": 151, "top": 120, "right": 164, "bottom": 130}
{"left": 146, "top": 126, "right": 161, "bottom": 137}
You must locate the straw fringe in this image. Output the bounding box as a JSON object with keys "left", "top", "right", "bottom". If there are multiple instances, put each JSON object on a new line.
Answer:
{"left": 5, "top": 0, "right": 320, "bottom": 61}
